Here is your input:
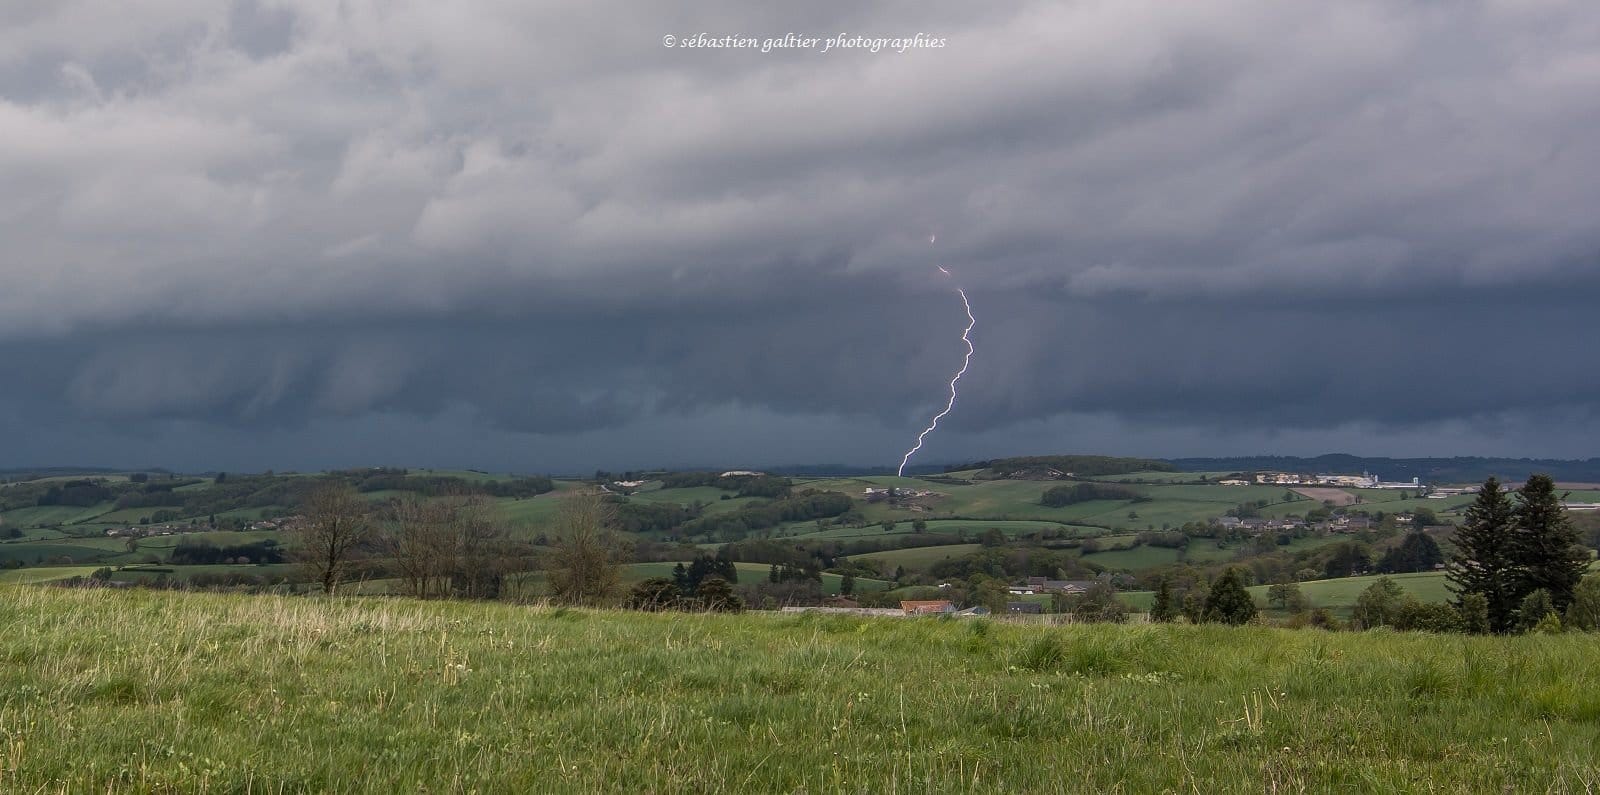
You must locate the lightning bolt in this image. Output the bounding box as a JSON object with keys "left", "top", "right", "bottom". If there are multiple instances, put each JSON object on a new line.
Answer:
{"left": 897, "top": 270, "right": 975, "bottom": 477}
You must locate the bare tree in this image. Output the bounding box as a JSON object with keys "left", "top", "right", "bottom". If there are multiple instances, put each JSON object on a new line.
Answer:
{"left": 383, "top": 495, "right": 513, "bottom": 600}
{"left": 383, "top": 496, "right": 456, "bottom": 599}
{"left": 546, "top": 491, "right": 627, "bottom": 606}
{"left": 447, "top": 496, "right": 513, "bottom": 599}
{"left": 295, "top": 483, "right": 374, "bottom": 595}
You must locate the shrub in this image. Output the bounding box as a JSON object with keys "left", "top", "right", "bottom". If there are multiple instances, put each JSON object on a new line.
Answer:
{"left": 1202, "top": 568, "right": 1257, "bottom": 625}
{"left": 1352, "top": 577, "right": 1406, "bottom": 630}
{"left": 1564, "top": 575, "right": 1600, "bottom": 631}
{"left": 626, "top": 578, "right": 680, "bottom": 611}
{"left": 1518, "top": 589, "right": 1557, "bottom": 633}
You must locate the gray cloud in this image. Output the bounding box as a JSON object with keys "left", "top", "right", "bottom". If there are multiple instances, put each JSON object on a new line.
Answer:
{"left": 5, "top": 0, "right": 1600, "bottom": 470}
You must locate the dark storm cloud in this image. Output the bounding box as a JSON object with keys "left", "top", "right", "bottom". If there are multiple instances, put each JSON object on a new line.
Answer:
{"left": 4, "top": 0, "right": 1600, "bottom": 470}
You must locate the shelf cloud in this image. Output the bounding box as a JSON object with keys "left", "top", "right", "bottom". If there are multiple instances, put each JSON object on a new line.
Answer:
{"left": 5, "top": 0, "right": 1600, "bottom": 470}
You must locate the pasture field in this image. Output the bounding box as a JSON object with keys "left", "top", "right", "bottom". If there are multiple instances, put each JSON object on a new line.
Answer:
{"left": 0, "top": 543, "right": 112, "bottom": 565}
{"left": 0, "top": 502, "right": 115, "bottom": 528}
{"left": 622, "top": 562, "right": 889, "bottom": 595}
{"left": 1182, "top": 541, "right": 1242, "bottom": 564}
{"left": 0, "top": 566, "right": 101, "bottom": 584}
{"left": 785, "top": 519, "right": 1092, "bottom": 542}
{"left": 1122, "top": 571, "right": 1455, "bottom": 612}
{"left": 508, "top": 562, "right": 888, "bottom": 597}
{"left": 1097, "top": 470, "right": 1236, "bottom": 483}
{"left": 494, "top": 495, "right": 567, "bottom": 529}
{"left": 211, "top": 506, "right": 286, "bottom": 521}
{"left": 847, "top": 543, "right": 983, "bottom": 569}
{"left": 1291, "top": 487, "right": 1356, "bottom": 505}
{"left": 110, "top": 563, "right": 301, "bottom": 583}
{"left": 1083, "top": 545, "right": 1182, "bottom": 570}
{"left": 1346, "top": 490, "right": 1478, "bottom": 515}
{"left": 4, "top": 587, "right": 1600, "bottom": 792}
{"left": 0, "top": 525, "right": 68, "bottom": 542}
{"left": 626, "top": 486, "right": 738, "bottom": 505}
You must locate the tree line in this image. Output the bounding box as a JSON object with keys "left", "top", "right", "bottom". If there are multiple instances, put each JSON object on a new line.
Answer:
{"left": 1039, "top": 483, "right": 1143, "bottom": 508}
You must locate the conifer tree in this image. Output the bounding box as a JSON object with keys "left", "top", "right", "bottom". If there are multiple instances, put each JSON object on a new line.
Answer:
{"left": 1149, "top": 577, "right": 1177, "bottom": 623}
{"left": 1512, "top": 474, "right": 1589, "bottom": 612}
{"left": 1447, "top": 477, "right": 1520, "bottom": 633}
{"left": 1202, "top": 568, "right": 1258, "bottom": 625}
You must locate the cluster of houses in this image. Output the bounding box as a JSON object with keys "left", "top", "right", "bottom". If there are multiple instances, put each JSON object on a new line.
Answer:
{"left": 779, "top": 586, "right": 1088, "bottom": 619}
{"left": 104, "top": 515, "right": 299, "bottom": 539}
{"left": 1004, "top": 576, "right": 1096, "bottom": 596}
{"left": 779, "top": 599, "right": 986, "bottom": 618}
{"left": 1216, "top": 514, "right": 1411, "bottom": 534}
{"left": 1234, "top": 472, "right": 1426, "bottom": 490}
{"left": 105, "top": 524, "right": 199, "bottom": 538}
{"left": 862, "top": 487, "right": 938, "bottom": 502}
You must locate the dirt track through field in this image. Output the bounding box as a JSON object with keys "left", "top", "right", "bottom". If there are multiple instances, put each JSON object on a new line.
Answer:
{"left": 1293, "top": 487, "right": 1357, "bottom": 505}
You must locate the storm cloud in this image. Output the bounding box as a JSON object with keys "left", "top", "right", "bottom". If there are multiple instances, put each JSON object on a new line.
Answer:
{"left": 4, "top": 0, "right": 1600, "bottom": 471}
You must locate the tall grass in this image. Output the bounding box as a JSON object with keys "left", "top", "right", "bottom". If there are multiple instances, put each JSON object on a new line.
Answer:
{"left": 3, "top": 585, "right": 1599, "bottom": 792}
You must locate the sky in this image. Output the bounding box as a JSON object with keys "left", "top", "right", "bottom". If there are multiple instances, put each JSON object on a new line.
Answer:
{"left": 4, "top": 0, "right": 1600, "bottom": 473}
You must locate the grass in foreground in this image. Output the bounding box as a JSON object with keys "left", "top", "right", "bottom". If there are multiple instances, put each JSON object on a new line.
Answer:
{"left": 3, "top": 586, "right": 1600, "bottom": 792}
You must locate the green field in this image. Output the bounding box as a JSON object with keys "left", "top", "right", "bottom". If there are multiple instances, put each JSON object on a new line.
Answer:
{"left": 4, "top": 587, "right": 1600, "bottom": 791}
{"left": 0, "top": 542, "right": 113, "bottom": 564}
{"left": 847, "top": 543, "right": 983, "bottom": 569}
{"left": 507, "top": 561, "right": 887, "bottom": 597}
{"left": 494, "top": 494, "right": 567, "bottom": 529}
{"left": 625, "top": 486, "right": 738, "bottom": 506}
{"left": 1083, "top": 545, "right": 1182, "bottom": 569}
{"left": 786, "top": 518, "right": 1093, "bottom": 542}
{"left": 1122, "top": 571, "right": 1455, "bottom": 612}
{"left": 622, "top": 562, "right": 888, "bottom": 596}
{"left": 0, "top": 502, "right": 115, "bottom": 528}
{"left": 111, "top": 563, "right": 301, "bottom": 583}
{"left": 0, "top": 566, "right": 101, "bottom": 584}
{"left": 797, "top": 477, "right": 1301, "bottom": 531}
{"left": 1098, "top": 470, "right": 1238, "bottom": 483}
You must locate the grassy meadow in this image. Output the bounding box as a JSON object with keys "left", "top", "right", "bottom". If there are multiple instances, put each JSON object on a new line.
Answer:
{"left": 4, "top": 586, "right": 1600, "bottom": 792}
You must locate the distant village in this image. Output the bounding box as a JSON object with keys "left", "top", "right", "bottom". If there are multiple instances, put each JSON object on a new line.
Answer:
{"left": 104, "top": 516, "right": 300, "bottom": 539}
{"left": 1228, "top": 471, "right": 1429, "bottom": 490}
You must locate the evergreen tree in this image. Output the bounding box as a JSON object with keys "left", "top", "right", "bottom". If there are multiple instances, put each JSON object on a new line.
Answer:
{"left": 1149, "top": 577, "right": 1177, "bottom": 623}
{"left": 1457, "top": 592, "right": 1491, "bottom": 634}
{"left": 1202, "top": 568, "right": 1258, "bottom": 625}
{"left": 1322, "top": 542, "right": 1371, "bottom": 578}
{"left": 1180, "top": 586, "right": 1208, "bottom": 624}
{"left": 1446, "top": 477, "right": 1521, "bottom": 633}
{"left": 695, "top": 577, "right": 743, "bottom": 612}
{"left": 1511, "top": 474, "right": 1589, "bottom": 612}
{"left": 1377, "top": 531, "right": 1444, "bottom": 574}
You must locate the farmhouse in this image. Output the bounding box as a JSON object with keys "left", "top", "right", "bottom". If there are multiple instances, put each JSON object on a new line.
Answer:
{"left": 1007, "top": 577, "right": 1094, "bottom": 596}
{"left": 900, "top": 600, "right": 955, "bottom": 615}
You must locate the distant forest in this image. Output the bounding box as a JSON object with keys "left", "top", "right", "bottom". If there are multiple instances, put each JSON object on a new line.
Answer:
{"left": 1172, "top": 455, "right": 1600, "bottom": 483}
